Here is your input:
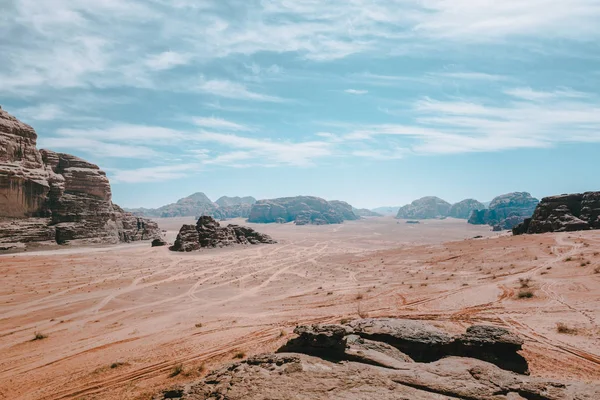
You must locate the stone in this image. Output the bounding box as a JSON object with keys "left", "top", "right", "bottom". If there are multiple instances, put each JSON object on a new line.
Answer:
{"left": 152, "top": 238, "right": 168, "bottom": 247}
{"left": 469, "top": 192, "right": 539, "bottom": 229}
{"left": 248, "top": 196, "right": 353, "bottom": 225}
{"left": 396, "top": 196, "right": 451, "bottom": 219}
{"left": 448, "top": 199, "right": 486, "bottom": 219}
{"left": 0, "top": 108, "right": 159, "bottom": 249}
{"left": 169, "top": 216, "right": 275, "bottom": 251}
{"left": 513, "top": 192, "right": 600, "bottom": 235}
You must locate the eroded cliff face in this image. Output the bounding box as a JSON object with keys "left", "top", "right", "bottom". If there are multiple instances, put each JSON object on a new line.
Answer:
{"left": 0, "top": 107, "right": 159, "bottom": 249}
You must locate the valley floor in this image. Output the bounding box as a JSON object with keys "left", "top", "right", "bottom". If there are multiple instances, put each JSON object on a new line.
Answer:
{"left": 0, "top": 217, "right": 599, "bottom": 399}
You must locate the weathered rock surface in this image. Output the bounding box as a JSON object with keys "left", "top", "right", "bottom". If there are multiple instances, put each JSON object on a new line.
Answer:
{"left": 248, "top": 196, "right": 355, "bottom": 225}
{"left": 469, "top": 192, "right": 539, "bottom": 230}
{"left": 214, "top": 196, "right": 256, "bottom": 208}
{"left": 329, "top": 200, "right": 359, "bottom": 221}
{"left": 448, "top": 198, "right": 486, "bottom": 219}
{"left": 352, "top": 207, "right": 382, "bottom": 217}
{"left": 169, "top": 216, "right": 275, "bottom": 251}
{"left": 151, "top": 238, "right": 168, "bottom": 247}
{"left": 212, "top": 204, "right": 253, "bottom": 220}
{"left": 155, "top": 319, "right": 598, "bottom": 400}
{"left": 396, "top": 196, "right": 451, "bottom": 219}
{"left": 513, "top": 192, "right": 600, "bottom": 235}
{"left": 0, "top": 108, "right": 159, "bottom": 248}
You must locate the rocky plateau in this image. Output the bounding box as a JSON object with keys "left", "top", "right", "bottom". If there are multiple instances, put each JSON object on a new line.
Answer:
{"left": 247, "top": 196, "right": 358, "bottom": 225}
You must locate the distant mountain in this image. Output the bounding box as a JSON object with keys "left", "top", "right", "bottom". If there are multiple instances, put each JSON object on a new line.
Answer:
{"left": 248, "top": 196, "right": 358, "bottom": 225}
{"left": 468, "top": 192, "right": 539, "bottom": 230}
{"left": 125, "top": 192, "right": 256, "bottom": 219}
{"left": 215, "top": 196, "right": 257, "bottom": 207}
{"left": 448, "top": 199, "right": 486, "bottom": 219}
{"left": 371, "top": 206, "right": 400, "bottom": 216}
{"left": 396, "top": 197, "right": 451, "bottom": 219}
{"left": 353, "top": 208, "right": 383, "bottom": 217}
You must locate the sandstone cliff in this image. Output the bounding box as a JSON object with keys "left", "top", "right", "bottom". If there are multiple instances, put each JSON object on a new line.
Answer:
{"left": 395, "top": 196, "right": 451, "bottom": 219}
{"left": 468, "top": 192, "right": 539, "bottom": 230}
{"left": 513, "top": 191, "right": 600, "bottom": 235}
{"left": 169, "top": 216, "right": 275, "bottom": 251}
{"left": 0, "top": 107, "right": 159, "bottom": 249}
{"left": 448, "top": 198, "right": 485, "bottom": 219}
{"left": 248, "top": 196, "right": 356, "bottom": 225}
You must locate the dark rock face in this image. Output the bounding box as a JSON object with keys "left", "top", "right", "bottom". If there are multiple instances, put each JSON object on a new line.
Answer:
{"left": 513, "top": 192, "right": 600, "bottom": 235}
{"left": 0, "top": 108, "right": 159, "bottom": 249}
{"left": 248, "top": 196, "right": 354, "bottom": 225}
{"left": 396, "top": 196, "right": 451, "bottom": 219}
{"left": 448, "top": 199, "right": 485, "bottom": 219}
{"left": 152, "top": 238, "right": 168, "bottom": 247}
{"left": 156, "top": 319, "right": 599, "bottom": 400}
{"left": 169, "top": 216, "right": 275, "bottom": 251}
{"left": 352, "top": 208, "right": 382, "bottom": 217}
{"left": 469, "top": 192, "right": 539, "bottom": 230}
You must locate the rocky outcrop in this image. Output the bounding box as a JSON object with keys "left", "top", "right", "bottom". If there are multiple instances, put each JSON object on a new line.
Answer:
{"left": 329, "top": 200, "right": 359, "bottom": 221}
{"left": 0, "top": 108, "right": 159, "bottom": 249}
{"left": 155, "top": 319, "right": 599, "bottom": 400}
{"left": 371, "top": 206, "right": 400, "bottom": 216}
{"left": 126, "top": 193, "right": 257, "bottom": 220}
{"left": 513, "top": 192, "right": 600, "bottom": 235}
{"left": 151, "top": 238, "right": 168, "bottom": 247}
{"left": 396, "top": 196, "right": 451, "bottom": 219}
{"left": 353, "top": 207, "right": 382, "bottom": 217}
{"left": 169, "top": 216, "right": 275, "bottom": 251}
{"left": 248, "top": 196, "right": 355, "bottom": 225}
{"left": 469, "top": 192, "right": 539, "bottom": 230}
{"left": 448, "top": 199, "right": 485, "bottom": 219}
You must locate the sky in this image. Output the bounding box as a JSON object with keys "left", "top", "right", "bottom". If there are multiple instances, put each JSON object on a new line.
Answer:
{"left": 1, "top": 0, "right": 600, "bottom": 209}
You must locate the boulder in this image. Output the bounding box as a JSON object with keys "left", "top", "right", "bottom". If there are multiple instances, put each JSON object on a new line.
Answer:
{"left": 396, "top": 196, "right": 451, "bottom": 219}
{"left": 151, "top": 238, "right": 168, "bottom": 247}
{"left": 156, "top": 320, "right": 599, "bottom": 400}
{"left": 0, "top": 108, "right": 159, "bottom": 249}
{"left": 248, "top": 196, "right": 350, "bottom": 225}
{"left": 513, "top": 192, "right": 600, "bottom": 235}
{"left": 448, "top": 199, "right": 486, "bottom": 219}
{"left": 169, "top": 216, "right": 275, "bottom": 251}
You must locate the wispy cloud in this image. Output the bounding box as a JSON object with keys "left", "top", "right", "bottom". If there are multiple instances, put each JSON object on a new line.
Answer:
{"left": 190, "top": 117, "right": 251, "bottom": 131}
{"left": 144, "top": 51, "right": 192, "bottom": 71}
{"left": 109, "top": 163, "right": 201, "bottom": 183}
{"left": 345, "top": 89, "right": 368, "bottom": 95}
{"left": 13, "top": 104, "right": 65, "bottom": 121}
{"left": 429, "top": 72, "right": 509, "bottom": 81}
{"left": 38, "top": 137, "right": 161, "bottom": 159}
{"left": 195, "top": 79, "right": 284, "bottom": 102}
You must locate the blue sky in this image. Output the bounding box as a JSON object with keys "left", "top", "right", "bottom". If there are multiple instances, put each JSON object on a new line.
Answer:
{"left": 2, "top": 0, "right": 600, "bottom": 209}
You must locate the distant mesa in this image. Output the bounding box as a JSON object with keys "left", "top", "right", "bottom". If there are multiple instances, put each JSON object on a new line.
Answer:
{"left": 513, "top": 191, "right": 600, "bottom": 235}
{"left": 248, "top": 196, "right": 358, "bottom": 225}
{"left": 353, "top": 207, "right": 382, "bottom": 217}
{"left": 126, "top": 193, "right": 257, "bottom": 220}
{"left": 169, "top": 216, "right": 275, "bottom": 251}
{"left": 396, "top": 196, "right": 451, "bottom": 220}
{"left": 370, "top": 206, "right": 400, "bottom": 216}
{"left": 468, "top": 192, "right": 539, "bottom": 231}
{"left": 448, "top": 199, "right": 486, "bottom": 219}
{"left": 0, "top": 107, "right": 160, "bottom": 250}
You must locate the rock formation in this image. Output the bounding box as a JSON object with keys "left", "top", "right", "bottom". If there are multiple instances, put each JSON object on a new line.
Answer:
{"left": 395, "top": 196, "right": 451, "bottom": 219}
{"left": 169, "top": 216, "right": 275, "bottom": 251}
{"left": 248, "top": 196, "right": 356, "bottom": 225}
{"left": 0, "top": 107, "right": 159, "bottom": 249}
{"left": 126, "top": 193, "right": 257, "bottom": 220}
{"left": 329, "top": 200, "right": 359, "bottom": 221}
{"left": 513, "top": 191, "right": 600, "bottom": 235}
{"left": 448, "top": 198, "right": 486, "bottom": 219}
{"left": 469, "top": 192, "right": 539, "bottom": 230}
{"left": 352, "top": 207, "right": 382, "bottom": 217}
{"left": 154, "top": 319, "right": 599, "bottom": 400}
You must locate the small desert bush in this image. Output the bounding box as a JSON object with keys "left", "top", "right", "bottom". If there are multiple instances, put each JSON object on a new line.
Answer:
{"left": 564, "top": 257, "right": 573, "bottom": 262}
{"left": 517, "top": 290, "right": 534, "bottom": 299}
{"left": 233, "top": 351, "right": 246, "bottom": 359}
{"left": 169, "top": 364, "right": 183, "bottom": 378}
{"left": 594, "top": 266, "right": 600, "bottom": 274}
{"left": 340, "top": 318, "right": 351, "bottom": 324}
{"left": 32, "top": 331, "right": 47, "bottom": 341}
{"left": 355, "top": 293, "right": 364, "bottom": 300}
{"left": 195, "top": 323, "right": 203, "bottom": 328}
{"left": 518, "top": 278, "right": 531, "bottom": 288}
{"left": 556, "top": 322, "right": 578, "bottom": 335}
{"left": 110, "top": 362, "right": 126, "bottom": 369}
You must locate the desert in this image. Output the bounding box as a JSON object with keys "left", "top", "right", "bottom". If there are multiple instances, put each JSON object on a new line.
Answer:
{"left": 1, "top": 216, "right": 599, "bottom": 399}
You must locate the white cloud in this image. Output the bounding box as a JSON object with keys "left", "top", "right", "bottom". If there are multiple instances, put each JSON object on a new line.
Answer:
{"left": 429, "top": 72, "right": 508, "bottom": 81}
{"left": 144, "top": 51, "right": 192, "bottom": 71}
{"left": 345, "top": 89, "right": 368, "bottom": 95}
{"left": 195, "top": 79, "right": 284, "bottom": 102}
{"left": 191, "top": 117, "right": 251, "bottom": 131}
{"left": 504, "top": 87, "right": 590, "bottom": 101}
{"left": 109, "top": 163, "right": 201, "bottom": 183}
{"left": 13, "top": 104, "right": 65, "bottom": 121}
{"left": 38, "top": 137, "right": 161, "bottom": 158}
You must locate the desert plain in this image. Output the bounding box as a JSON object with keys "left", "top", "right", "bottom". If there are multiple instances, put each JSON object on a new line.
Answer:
{"left": 1, "top": 217, "right": 599, "bottom": 399}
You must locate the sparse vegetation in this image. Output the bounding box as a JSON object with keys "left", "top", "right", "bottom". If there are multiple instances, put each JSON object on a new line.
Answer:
{"left": 32, "top": 331, "right": 47, "bottom": 341}
{"left": 355, "top": 293, "right": 364, "bottom": 300}
{"left": 594, "top": 266, "right": 600, "bottom": 274}
{"left": 564, "top": 257, "right": 573, "bottom": 262}
{"left": 195, "top": 323, "right": 203, "bottom": 328}
{"left": 517, "top": 290, "right": 534, "bottom": 299}
{"left": 556, "top": 322, "right": 578, "bottom": 335}
{"left": 110, "top": 362, "right": 126, "bottom": 369}
{"left": 518, "top": 278, "right": 531, "bottom": 288}
{"left": 340, "top": 318, "right": 351, "bottom": 324}
{"left": 233, "top": 351, "right": 246, "bottom": 359}
{"left": 169, "top": 364, "right": 183, "bottom": 377}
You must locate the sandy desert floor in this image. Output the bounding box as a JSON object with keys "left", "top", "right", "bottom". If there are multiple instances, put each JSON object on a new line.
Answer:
{"left": 1, "top": 217, "right": 599, "bottom": 399}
